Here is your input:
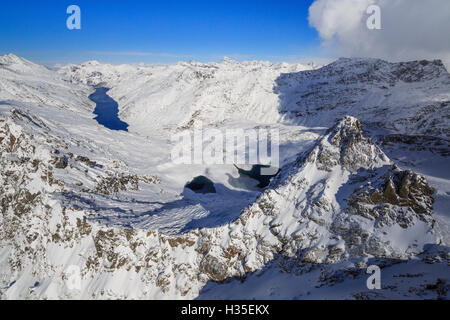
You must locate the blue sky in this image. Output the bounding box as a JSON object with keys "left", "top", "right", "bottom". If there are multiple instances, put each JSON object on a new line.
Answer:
{"left": 0, "top": 0, "right": 329, "bottom": 65}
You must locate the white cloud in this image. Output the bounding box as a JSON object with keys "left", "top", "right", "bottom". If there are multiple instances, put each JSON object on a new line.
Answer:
{"left": 308, "top": 0, "right": 450, "bottom": 68}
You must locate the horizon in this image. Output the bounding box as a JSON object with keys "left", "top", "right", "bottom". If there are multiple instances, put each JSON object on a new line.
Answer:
{"left": 5, "top": 52, "right": 450, "bottom": 74}
{"left": 0, "top": 0, "right": 329, "bottom": 66}
{"left": 2, "top": 51, "right": 337, "bottom": 69}
{"left": 1, "top": 1, "right": 449, "bottom": 67}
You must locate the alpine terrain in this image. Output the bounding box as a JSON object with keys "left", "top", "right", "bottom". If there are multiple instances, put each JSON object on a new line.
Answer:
{"left": 0, "top": 53, "right": 449, "bottom": 299}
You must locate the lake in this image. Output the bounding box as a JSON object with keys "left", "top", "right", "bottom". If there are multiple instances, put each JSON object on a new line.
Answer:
{"left": 89, "top": 87, "right": 129, "bottom": 131}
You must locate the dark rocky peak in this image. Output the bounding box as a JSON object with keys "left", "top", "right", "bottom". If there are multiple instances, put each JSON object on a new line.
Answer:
{"left": 307, "top": 116, "right": 389, "bottom": 173}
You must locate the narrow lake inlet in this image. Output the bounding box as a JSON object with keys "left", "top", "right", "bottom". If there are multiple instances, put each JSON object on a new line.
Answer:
{"left": 89, "top": 87, "right": 129, "bottom": 131}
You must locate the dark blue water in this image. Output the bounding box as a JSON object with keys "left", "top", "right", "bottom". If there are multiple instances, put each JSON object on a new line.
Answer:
{"left": 89, "top": 87, "right": 129, "bottom": 131}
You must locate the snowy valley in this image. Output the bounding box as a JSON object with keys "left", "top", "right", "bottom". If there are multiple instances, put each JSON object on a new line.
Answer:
{"left": 0, "top": 53, "right": 449, "bottom": 299}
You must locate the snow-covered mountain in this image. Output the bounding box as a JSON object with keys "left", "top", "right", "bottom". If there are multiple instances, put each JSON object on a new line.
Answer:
{"left": 276, "top": 58, "right": 450, "bottom": 139}
{"left": 59, "top": 58, "right": 313, "bottom": 136}
{"left": 0, "top": 54, "right": 448, "bottom": 299}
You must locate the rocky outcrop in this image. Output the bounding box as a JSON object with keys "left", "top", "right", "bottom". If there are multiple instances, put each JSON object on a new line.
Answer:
{"left": 349, "top": 168, "right": 435, "bottom": 219}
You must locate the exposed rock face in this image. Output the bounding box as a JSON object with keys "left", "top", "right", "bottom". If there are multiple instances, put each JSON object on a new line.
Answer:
{"left": 350, "top": 169, "right": 435, "bottom": 218}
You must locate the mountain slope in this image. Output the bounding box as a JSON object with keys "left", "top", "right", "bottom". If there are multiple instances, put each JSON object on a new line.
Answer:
{"left": 0, "top": 54, "right": 92, "bottom": 114}
{"left": 0, "top": 54, "right": 448, "bottom": 299}
{"left": 276, "top": 58, "right": 450, "bottom": 139}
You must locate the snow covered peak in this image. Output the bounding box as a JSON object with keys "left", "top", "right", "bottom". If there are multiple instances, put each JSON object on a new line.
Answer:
{"left": 0, "top": 53, "right": 25, "bottom": 64}
{"left": 0, "top": 55, "right": 95, "bottom": 114}
{"left": 302, "top": 116, "right": 390, "bottom": 173}
{"left": 0, "top": 53, "right": 44, "bottom": 73}
{"left": 266, "top": 116, "right": 438, "bottom": 260}
{"left": 83, "top": 60, "right": 102, "bottom": 66}
{"left": 330, "top": 115, "right": 363, "bottom": 138}
{"left": 328, "top": 116, "right": 365, "bottom": 152}
{"left": 58, "top": 60, "right": 142, "bottom": 87}
{"left": 221, "top": 56, "right": 238, "bottom": 64}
